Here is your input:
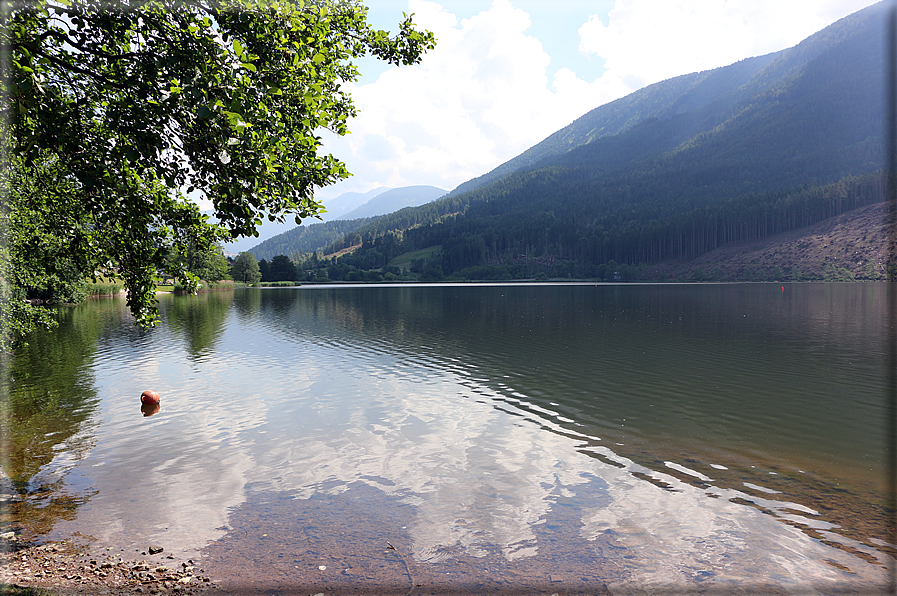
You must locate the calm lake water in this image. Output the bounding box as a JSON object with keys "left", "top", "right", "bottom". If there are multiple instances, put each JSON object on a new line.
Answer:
{"left": 3, "top": 283, "right": 894, "bottom": 594}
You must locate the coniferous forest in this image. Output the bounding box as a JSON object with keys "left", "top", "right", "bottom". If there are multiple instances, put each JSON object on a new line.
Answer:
{"left": 251, "top": 2, "right": 891, "bottom": 283}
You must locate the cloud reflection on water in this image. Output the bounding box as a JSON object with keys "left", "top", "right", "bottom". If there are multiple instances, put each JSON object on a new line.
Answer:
{"left": 232, "top": 338, "right": 886, "bottom": 589}
{"left": 22, "top": 286, "right": 892, "bottom": 592}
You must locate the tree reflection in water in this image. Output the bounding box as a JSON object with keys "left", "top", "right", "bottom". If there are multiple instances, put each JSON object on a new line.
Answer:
{"left": 1, "top": 298, "right": 122, "bottom": 540}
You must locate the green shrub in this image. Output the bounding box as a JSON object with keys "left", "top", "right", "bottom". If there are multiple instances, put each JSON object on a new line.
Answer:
{"left": 257, "top": 281, "right": 301, "bottom": 287}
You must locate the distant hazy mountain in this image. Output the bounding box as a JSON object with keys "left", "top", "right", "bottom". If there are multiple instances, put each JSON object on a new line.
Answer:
{"left": 223, "top": 218, "right": 295, "bottom": 255}
{"left": 339, "top": 185, "right": 447, "bottom": 220}
{"left": 222, "top": 187, "right": 390, "bottom": 254}
{"left": 246, "top": 186, "right": 445, "bottom": 260}
{"left": 322, "top": 187, "right": 391, "bottom": 221}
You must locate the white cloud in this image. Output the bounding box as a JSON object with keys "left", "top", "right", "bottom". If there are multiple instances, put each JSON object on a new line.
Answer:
{"left": 319, "top": 0, "right": 613, "bottom": 201}
{"left": 317, "top": 0, "right": 878, "bottom": 203}
{"left": 578, "top": 0, "right": 879, "bottom": 92}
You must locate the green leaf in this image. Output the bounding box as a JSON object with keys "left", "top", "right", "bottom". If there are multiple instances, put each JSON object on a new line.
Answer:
{"left": 3, "top": 0, "right": 436, "bottom": 339}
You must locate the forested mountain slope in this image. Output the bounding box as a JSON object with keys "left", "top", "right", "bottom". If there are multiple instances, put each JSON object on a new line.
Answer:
{"left": 451, "top": 2, "right": 881, "bottom": 199}
{"left": 449, "top": 51, "right": 780, "bottom": 197}
{"left": 224, "top": 187, "right": 389, "bottom": 254}
{"left": 247, "top": 186, "right": 444, "bottom": 259}
{"left": 646, "top": 200, "right": 896, "bottom": 282}
{"left": 306, "top": 1, "right": 889, "bottom": 282}
{"left": 249, "top": 217, "right": 380, "bottom": 261}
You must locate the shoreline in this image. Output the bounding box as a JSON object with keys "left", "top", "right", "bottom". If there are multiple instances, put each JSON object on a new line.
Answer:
{"left": 1, "top": 536, "right": 216, "bottom": 596}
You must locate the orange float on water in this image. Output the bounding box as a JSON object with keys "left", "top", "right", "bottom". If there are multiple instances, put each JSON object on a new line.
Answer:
{"left": 140, "top": 390, "right": 161, "bottom": 405}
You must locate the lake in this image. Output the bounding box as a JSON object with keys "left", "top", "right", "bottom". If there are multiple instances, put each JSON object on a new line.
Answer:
{"left": 3, "top": 283, "right": 894, "bottom": 594}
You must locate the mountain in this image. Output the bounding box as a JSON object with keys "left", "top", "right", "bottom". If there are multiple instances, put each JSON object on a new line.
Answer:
{"left": 451, "top": 1, "right": 882, "bottom": 199}
{"left": 221, "top": 187, "right": 389, "bottom": 254}
{"left": 340, "top": 185, "right": 447, "bottom": 220}
{"left": 296, "top": 1, "right": 891, "bottom": 282}
{"left": 322, "top": 187, "right": 391, "bottom": 221}
{"left": 448, "top": 51, "right": 781, "bottom": 198}
{"left": 249, "top": 217, "right": 382, "bottom": 262}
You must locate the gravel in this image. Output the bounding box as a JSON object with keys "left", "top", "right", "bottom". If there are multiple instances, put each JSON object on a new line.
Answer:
{"left": 1, "top": 535, "right": 217, "bottom": 596}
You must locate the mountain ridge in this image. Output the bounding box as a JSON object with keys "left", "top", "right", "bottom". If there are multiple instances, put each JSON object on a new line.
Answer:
{"left": 322, "top": 186, "right": 392, "bottom": 220}
{"left": 339, "top": 185, "right": 447, "bottom": 220}
{"left": 286, "top": 1, "right": 891, "bottom": 282}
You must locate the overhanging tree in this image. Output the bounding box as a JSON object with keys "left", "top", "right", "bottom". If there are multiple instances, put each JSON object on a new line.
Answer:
{"left": 1, "top": 0, "right": 435, "bottom": 338}
{"left": 168, "top": 240, "right": 231, "bottom": 283}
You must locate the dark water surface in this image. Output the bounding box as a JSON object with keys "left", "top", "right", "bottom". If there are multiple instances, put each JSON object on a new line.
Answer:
{"left": 2, "top": 283, "right": 893, "bottom": 593}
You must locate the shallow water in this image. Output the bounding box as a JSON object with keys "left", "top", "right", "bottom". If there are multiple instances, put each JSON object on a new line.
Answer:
{"left": 3, "top": 283, "right": 893, "bottom": 593}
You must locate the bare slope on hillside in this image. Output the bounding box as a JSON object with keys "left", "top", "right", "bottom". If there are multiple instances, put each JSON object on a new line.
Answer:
{"left": 648, "top": 201, "right": 895, "bottom": 281}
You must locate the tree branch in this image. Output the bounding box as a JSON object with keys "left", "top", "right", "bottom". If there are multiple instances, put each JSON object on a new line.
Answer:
{"left": 25, "top": 43, "right": 129, "bottom": 90}
{"left": 39, "top": 28, "right": 152, "bottom": 61}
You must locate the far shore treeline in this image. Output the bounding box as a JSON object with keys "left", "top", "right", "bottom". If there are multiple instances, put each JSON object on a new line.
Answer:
{"left": 248, "top": 171, "right": 889, "bottom": 283}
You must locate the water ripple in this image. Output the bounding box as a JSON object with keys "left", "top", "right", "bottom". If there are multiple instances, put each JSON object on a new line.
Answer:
{"left": 12, "top": 284, "right": 891, "bottom": 590}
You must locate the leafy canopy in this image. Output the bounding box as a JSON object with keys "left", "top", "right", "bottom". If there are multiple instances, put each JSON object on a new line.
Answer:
{"left": 231, "top": 251, "right": 261, "bottom": 284}
{"left": 2, "top": 0, "right": 435, "bottom": 333}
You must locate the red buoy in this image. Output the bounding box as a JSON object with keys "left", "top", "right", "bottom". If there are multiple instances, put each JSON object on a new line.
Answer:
{"left": 140, "top": 390, "right": 160, "bottom": 405}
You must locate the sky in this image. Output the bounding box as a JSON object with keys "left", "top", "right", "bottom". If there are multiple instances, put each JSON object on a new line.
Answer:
{"left": 311, "top": 0, "right": 880, "bottom": 205}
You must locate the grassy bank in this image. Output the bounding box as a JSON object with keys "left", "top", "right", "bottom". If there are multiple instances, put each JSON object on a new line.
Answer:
{"left": 172, "top": 280, "right": 244, "bottom": 293}
{"left": 84, "top": 282, "right": 122, "bottom": 296}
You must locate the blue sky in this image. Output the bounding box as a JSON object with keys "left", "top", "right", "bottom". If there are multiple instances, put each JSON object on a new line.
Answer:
{"left": 358, "top": 1, "right": 615, "bottom": 84}
{"left": 310, "top": 0, "right": 879, "bottom": 206}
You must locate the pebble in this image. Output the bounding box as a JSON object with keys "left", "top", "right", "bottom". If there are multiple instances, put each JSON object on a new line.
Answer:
{"left": 0, "top": 536, "right": 217, "bottom": 595}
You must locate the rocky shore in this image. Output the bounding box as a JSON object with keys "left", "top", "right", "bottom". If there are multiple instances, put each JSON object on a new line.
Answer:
{"left": 1, "top": 535, "right": 217, "bottom": 596}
